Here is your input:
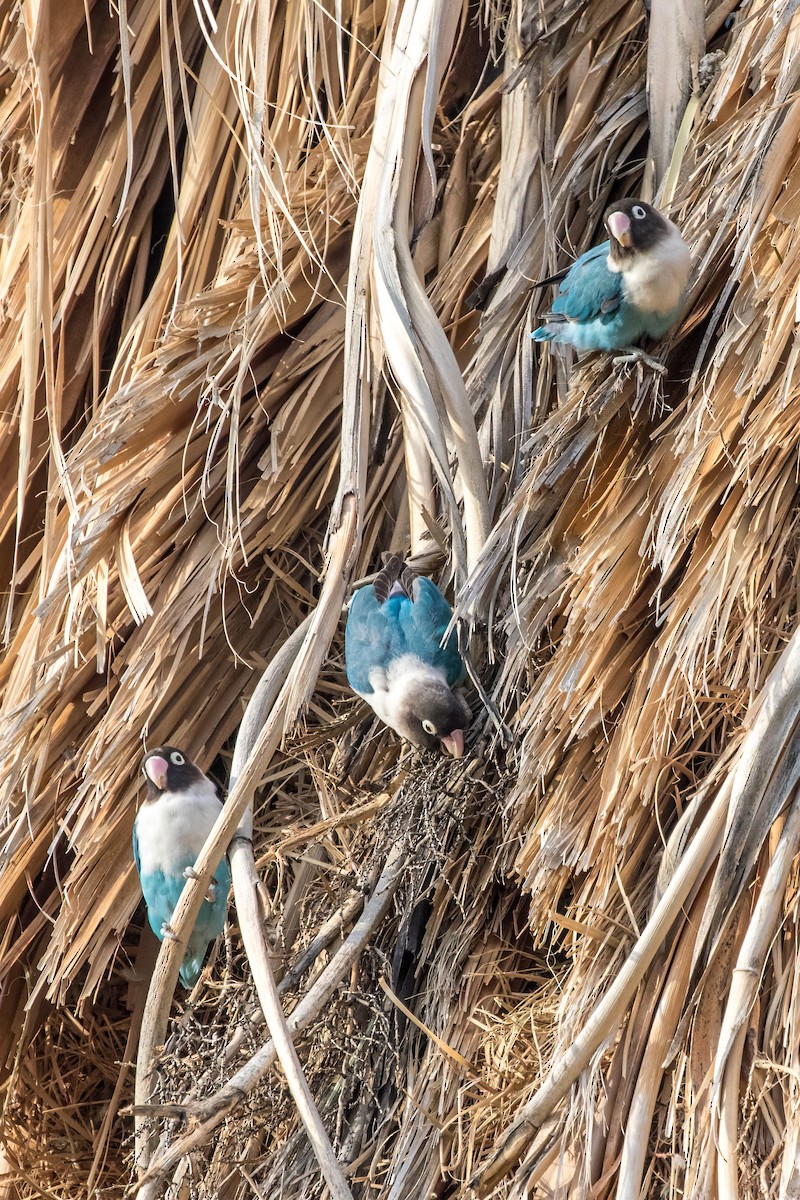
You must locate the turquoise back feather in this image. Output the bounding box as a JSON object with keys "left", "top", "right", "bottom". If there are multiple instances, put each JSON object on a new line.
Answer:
{"left": 346, "top": 576, "right": 465, "bottom": 695}
{"left": 134, "top": 833, "right": 231, "bottom": 988}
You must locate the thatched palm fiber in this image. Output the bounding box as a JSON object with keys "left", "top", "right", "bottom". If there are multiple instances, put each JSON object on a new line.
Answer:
{"left": 0, "top": 0, "right": 798, "bottom": 1195}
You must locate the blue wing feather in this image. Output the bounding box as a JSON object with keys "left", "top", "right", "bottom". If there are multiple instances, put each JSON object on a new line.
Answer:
{"left": 531, "top": 241, "right": 635, "bottom": 351}
{"left": 548, "top": 242, "right": 621, "bottom": 323}
{"left": 404, "top": 577, "right": 465, "bottom": 687}
{"left": 345, "top": 586, "right": 394, "bottom": 694}
{"left": 345, "top": 576, "right": 465, "bottom": 694}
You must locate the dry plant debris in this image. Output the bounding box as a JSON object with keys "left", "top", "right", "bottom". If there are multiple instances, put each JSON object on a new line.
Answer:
{"left": 1, "top": 0, "right": 800, "bottom": 1198}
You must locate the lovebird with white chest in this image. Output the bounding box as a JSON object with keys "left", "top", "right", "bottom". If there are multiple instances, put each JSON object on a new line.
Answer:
{"left": 345, "top": 556, "right": 470, "bottom": 757}
{"left": 133, "top": 746, "right": 231, "bottom": 988}
{"left": 531, "top": 199, "right": 691, "bottom": 370}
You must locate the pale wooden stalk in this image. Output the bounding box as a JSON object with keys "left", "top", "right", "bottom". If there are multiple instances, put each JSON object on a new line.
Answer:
{"left": 709, "top": 785, "right": 800, "bottom": 1200}
{"left": 716, "top": 1021, "right": 747, "bottom": 1200}
{"left": 646, "top": 0, "right": 705, "bottom": 190}
{"left": 712, "top": 785, "right": 800, "bottom": 1098}
{"left": 279, "top": 496, "right": 361, "bottom": 729}
{"left": 226, "top": 641, "right": 353, "bottom": 1200}
{"left": 372, "top": 86, "right": 466, "bottom": 571}
{"left": 229, "top": 839, "right": 354, "bottom": 1200}
{"left": 615, "top": 878, "right": 709, "bottom": 1200}
{"left": 370, "top": 0, "right": 489, "bottom": 579}
{"left": 404, "top": 426, "right": 436, "bottom": 556}
{"left": 485, "top": 0, "right": 539, "bottom": 276}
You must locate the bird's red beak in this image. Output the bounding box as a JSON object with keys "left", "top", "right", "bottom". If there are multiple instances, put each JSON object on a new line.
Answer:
{"left": 607, "top": 211, "right": 632, "bottom": 248}
{"left": 145, "top": 755, "right": 169, "bottom": 790}
{"left": 440, "top": 729, "right": 465, "bottom": 758}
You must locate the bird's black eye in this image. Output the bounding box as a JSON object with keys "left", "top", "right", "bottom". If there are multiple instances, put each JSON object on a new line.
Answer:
{"left": 170, "top": 751, "right": 185, "bottom": 765}
{"left": 632, "top": 205, "right": 647, "bottom": 220}
{"left": 422, "top": 719, "right": 437, "bottom": 736}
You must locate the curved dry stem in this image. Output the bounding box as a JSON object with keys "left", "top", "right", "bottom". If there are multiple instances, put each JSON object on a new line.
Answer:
{"left": 135, "top": 491, "right": 361, "bottom": 1192}
{"left": 228, "top": 612, "right": 352, "bottom": 1200}
{"left": 230, "top": 836, "right": 354, "bottom": 1200}
{"left": 228, "top": 616, "right": 316, "bottom": 832}
{"left": 370, "top": 0, "right": 489, "bottom": 579}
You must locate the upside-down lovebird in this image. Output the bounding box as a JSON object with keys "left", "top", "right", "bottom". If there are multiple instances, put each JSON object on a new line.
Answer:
{"left": 345, "top": 556, "right": 471, "bottom": 757}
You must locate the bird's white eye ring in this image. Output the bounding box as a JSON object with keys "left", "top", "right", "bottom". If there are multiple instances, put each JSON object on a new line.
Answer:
{"left": 170, "top": 751, "right": 185, "bottom": 765}
{"left": 631, "top": 205, "right": 647, "bottom": 220}
{"left": 422, "top": 720, "right": 436, "bottom": 736}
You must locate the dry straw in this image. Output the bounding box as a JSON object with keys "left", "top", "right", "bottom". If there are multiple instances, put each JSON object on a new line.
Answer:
{"left": 1, "top": 0, "right": 799, "bottom": 1197}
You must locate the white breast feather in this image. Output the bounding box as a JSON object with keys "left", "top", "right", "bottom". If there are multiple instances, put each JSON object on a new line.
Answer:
{"left": 366, "top": 654, "right": 447, "bottom": 729}
{"left": 612, "top": 225, "right": 691, "bottom": 314}
{"left": 135, "top": 778, "right": 223, "bottom": 876}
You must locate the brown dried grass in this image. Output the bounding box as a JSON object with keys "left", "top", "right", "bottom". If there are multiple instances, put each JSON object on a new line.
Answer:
{"left": 1, "top": 0, "right": 799, "bottom": 1197}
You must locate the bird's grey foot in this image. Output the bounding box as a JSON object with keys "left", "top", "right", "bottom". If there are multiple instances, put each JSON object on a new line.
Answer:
{"left": 160, "top": 922, "right": 180, "bottom": 941}
{"left": 612, "top": 348, "right": 667, "bottom": 375}
{"left": 182, "top": 865, "right": 218, "bottom": 902}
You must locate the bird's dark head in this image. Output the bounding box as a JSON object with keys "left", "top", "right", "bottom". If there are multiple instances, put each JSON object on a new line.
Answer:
{"left": 604, "top": 199, "right": 674, "bottom": 264}
{"left": 142, "top": 746, "right": 206, "bottom": 795}
{"left": 396, "top": 681, "right": 471, "bottom": 757}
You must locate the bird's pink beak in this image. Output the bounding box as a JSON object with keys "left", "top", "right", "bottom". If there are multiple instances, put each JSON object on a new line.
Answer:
{"left": 145, "top": 755, "right": 169, "bottom": 790}
{"left": 440, "top": 729, "right": 465, "bottom": 758}
{"left": 607, "top": 211, "right": 632, "bottom": 248}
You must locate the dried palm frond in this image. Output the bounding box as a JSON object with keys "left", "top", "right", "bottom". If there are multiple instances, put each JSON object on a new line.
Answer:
{"left": 1, "top": 0, "right": 800, "bottom": 1198}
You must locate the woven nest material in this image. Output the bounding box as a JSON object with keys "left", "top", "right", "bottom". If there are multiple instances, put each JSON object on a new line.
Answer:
{"left": 1, "top": 0, "right": 799, "bottom": 1197}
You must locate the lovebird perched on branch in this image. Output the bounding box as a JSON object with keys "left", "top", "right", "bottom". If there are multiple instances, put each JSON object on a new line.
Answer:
{"left": 345, "top": 556, "right": 471, "bottom": 757}
{"left": 133, "top": 746, "right": 231, "bottom": 988}
{"left": 531, "top": 199, "right": 691, "bottom": 372}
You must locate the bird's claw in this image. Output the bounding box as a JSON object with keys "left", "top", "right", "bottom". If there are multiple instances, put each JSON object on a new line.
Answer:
{"left": 160, "top": 922, "right": 180, "bottom": 941}
{"left": 612, "top": 349, "right": 667, "bottom": 376}
{"left": 183, "top": 865, "right": 218, "bottom": 903}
